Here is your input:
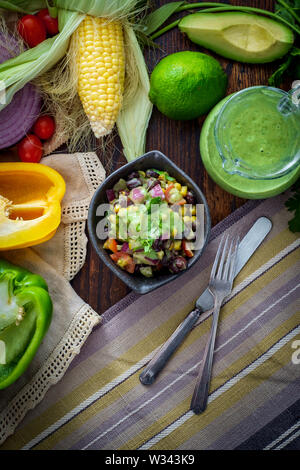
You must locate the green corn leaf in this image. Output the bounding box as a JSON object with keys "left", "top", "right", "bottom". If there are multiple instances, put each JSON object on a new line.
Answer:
{"left": 141, "top": 1, "right": 185, "bottom": 35}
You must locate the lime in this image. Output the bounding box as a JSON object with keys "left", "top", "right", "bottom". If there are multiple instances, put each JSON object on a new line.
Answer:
{"left": 149, "top": 51, "right": 228, "bottom": 120}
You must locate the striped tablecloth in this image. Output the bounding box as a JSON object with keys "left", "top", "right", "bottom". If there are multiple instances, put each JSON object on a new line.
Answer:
{"left": 1, "top": 191, "right": 299, "bottom": 450}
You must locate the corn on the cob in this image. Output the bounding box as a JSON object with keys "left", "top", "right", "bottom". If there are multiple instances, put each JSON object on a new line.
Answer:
{"left": 75, "top": 16, "right": 125, "bottom": 138}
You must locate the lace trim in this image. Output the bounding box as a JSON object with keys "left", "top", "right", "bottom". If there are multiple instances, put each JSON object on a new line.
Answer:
{"left": 61, "top": 152, "right": 106, "bottom": 224}
{"left": 63, "top": 221, "right": 88, "bottom": 281}
{"left": 0, "top": 304, "right": 101, "bottom": 446}
{"left": 61, "top": 152, "right": 106, "bottom": 281}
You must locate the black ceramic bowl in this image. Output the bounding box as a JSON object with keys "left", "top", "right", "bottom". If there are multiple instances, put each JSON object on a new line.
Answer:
{"left": 88, "top": 151, "right": 211, "bottom": 294}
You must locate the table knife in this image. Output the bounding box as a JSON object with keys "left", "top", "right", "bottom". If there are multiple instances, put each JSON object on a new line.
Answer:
{"left": 139, "top": 216, "right": 272, "bottom": 385}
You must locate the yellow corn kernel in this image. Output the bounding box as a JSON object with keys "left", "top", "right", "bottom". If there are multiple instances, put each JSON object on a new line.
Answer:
{"left": 139, "top": 171, "right": 146, "bottom": 177}
{"left": 114, "top": 203, "right": 120, "bottom": 213}
{"left": 192, "top": 216, "right": 197, "bottom": 222}
{"left": 181, "top": 186, "right": 188, "bottom": 197}
{"left": 172, "top": 228, "right": 178, "bottom": 237}
{"left": 183, "top": 215, "right": 191, "bottom": 223}
{"left": 173, "top": 240, "right": 182, "bottom": 250}
{"left": 169, "top": 242, "right": 174, "bottom": 250}
{"left": 75, "top": 16, "right": 125, "bottom": 138}
{"left": 191, "top": 205, "right": 196, "bottom": 215}
{"left": 174, "top": 183, "right": 182, "bottom": 191}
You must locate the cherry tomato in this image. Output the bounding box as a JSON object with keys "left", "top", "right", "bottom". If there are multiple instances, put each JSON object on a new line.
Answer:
{"left": 17, "top": 134, "right": 43, "bottom": 163}
{"left": 17, "top": 15, "right": 46, "bottom": 48}
{"left": 37, "top": 9, "right": 59, "bottom": 36}
{"left": 33, "top": 115, "right": 56, "bottom": 140}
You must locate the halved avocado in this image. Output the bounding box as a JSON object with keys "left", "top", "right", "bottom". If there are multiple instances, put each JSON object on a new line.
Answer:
{"left": 179, "top": 12, "right": 294, "bottom": 63}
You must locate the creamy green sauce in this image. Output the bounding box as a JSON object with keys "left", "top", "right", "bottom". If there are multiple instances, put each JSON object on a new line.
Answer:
{"left": 225, "top": 92, "right": 298, "bottom": 172}
{"left": 200, "top": 95, "right": 300, "bottom": 199}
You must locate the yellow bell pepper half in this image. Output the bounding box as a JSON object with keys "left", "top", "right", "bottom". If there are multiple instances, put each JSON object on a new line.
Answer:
{"left": 0, "top": 163, "right": 66, "bottom": 250}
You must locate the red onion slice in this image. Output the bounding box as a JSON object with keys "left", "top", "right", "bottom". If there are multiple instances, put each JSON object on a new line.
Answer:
{"left": 0, "top": 33, "right": 41, "bottom": 149}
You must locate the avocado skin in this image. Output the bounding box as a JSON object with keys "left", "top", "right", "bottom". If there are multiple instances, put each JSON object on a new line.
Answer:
{"left": 179, "top": 12, "right": 294, "bottom": 64}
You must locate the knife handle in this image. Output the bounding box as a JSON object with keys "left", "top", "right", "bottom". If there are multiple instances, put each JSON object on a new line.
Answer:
{"left": 139, "top": 308, "right": 202, "bottom": 386}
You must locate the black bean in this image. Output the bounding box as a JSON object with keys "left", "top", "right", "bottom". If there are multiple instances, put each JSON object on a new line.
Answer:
{"left": 152, "top": 238, "right": 162, "bottom": 251}
{"left": 186, "top": 190, "right": 196, "bottom": 205}
{"left": 127, "top": 171, "right": 140, "bottom": 180}
{"left": 127, "top": 178, "right": 142, "bottom": 189}
{"left": 168, "top": 256, "right": 187, "bottom": 274}
{"left": 146, "top": 169, "right": 159, "bottom": 178}
{"left": 147, "top": 178, "right": 158, "bottom": 191}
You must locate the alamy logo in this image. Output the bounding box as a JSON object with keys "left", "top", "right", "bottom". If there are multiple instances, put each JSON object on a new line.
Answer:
{"left": 95, "top": 202, "right": 205, "bottom": 250}
{"left": 291, "top": 340, "right": 300, "bottom": 365}
{"left": 0, "top": 80, "right": 6, "bottom": 105}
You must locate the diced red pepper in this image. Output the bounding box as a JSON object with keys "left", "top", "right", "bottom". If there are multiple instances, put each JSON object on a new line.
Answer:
{"left": 103, "top": 238, "right": 118, "bottom": 253}
{"left": 110, "top": 252, "right": 135, "bottom": 273}
{"left": 164, "top": 183, "right": 174, "bottom": 203}
{"left": 182, "top": 240, "right": 194, "bottom": 258}
{"left": 174, "top": 198, "right": 186, "bottom": 206}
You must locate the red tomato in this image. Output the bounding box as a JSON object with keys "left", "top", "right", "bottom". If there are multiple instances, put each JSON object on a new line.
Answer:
{"left": 17, "top": 15, "right": 46, "bottom": 48}
{"left": 110, "top": 252, "right": 135, "bottom": 274}
{"left": 33, "top": 116, "right": 55, "bottom": 140}
{"left": 37, "top": 9, "right": 59, "bottom": 36}
{"left": 17, "top": 134, "right": 43, "bottom": 163}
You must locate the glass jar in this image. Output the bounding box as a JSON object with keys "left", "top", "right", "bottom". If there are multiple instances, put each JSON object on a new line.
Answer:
{"left": 214, "top": 85, "right": 300, "bottom": 180}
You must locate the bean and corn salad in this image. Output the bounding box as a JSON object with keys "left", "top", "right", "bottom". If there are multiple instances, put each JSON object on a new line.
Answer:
{"left": 103, "top": 169, "right": 197, "bottom": 277}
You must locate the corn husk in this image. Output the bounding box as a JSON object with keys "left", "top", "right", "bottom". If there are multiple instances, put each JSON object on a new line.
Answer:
{"left": 0, "top": 1, "right": 46, "bottom": 14}
{"left": 0, "top": 9, "right": 84, "bottom": 110}
{"left": 0, "top": 0, "right": 153, "bottom": 162}
{"left": 55, "top": 0, "right": 143, "bottom": 19}
{"left": 117, "top": 26, "right": 152, "bottom": 161}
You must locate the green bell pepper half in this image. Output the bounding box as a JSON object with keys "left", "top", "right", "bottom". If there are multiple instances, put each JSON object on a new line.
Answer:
{"left": 0, "top": 259, "right": 52, "bottom": 389}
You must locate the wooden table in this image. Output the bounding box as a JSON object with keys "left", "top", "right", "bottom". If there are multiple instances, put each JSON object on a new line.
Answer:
{"left": 71, "top": 0, "right": 291, "bottom": 314}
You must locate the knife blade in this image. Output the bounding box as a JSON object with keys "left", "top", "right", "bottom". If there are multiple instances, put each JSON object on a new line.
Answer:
{"left": 196, "top": 216, "right": 272, "bottom": 311}
{"left": 139, "top": 216, "right": 272, "bottom": 386}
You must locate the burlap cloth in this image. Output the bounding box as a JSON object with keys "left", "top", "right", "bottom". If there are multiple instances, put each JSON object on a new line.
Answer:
{"left": 0, "top": 152, "right": 105, "bottom": 445}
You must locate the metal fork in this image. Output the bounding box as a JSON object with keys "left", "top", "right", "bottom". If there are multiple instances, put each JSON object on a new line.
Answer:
{"left": 190, "top": 234, "right": 239, "bottom": 414}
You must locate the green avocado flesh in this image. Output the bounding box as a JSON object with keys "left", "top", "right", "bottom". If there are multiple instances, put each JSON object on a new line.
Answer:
{"left": 179, "top": 12, "right": 294, "bottom": 63}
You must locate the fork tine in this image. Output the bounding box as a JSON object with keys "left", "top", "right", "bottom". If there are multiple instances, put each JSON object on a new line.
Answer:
{"left": 210, "top": 234, "right": 225, "bottom": 281}
{"left": 216, "top": 235, "right": 229, "bottom": 279}
{"left": 222, "top": 237, "right": 234, "bottom": 280}
{"left": 228, "top": 236, "right": 240, "bottom": 282}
